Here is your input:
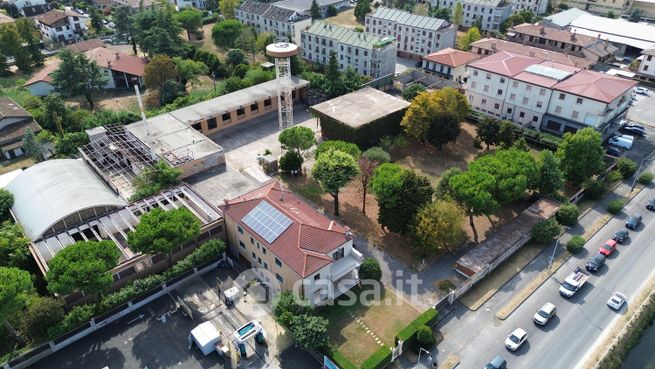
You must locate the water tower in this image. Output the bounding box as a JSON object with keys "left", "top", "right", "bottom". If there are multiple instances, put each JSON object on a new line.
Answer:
{"left": 266, "top": 40, "right": 298, "bottom": 131}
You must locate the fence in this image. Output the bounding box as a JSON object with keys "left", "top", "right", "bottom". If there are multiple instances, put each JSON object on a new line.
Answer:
{"left": 1, "top": 255, "right": 229, "bottom": 369}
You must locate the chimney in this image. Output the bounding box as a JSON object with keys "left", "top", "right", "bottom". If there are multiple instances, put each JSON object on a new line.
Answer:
{"left": 540, "top": 26, "right": 545, "bottom": 35}
{"left": 115, "top": 52, "right": 120, "bottom": 59}
{"left": 107, "top": 59, "right": 111, "bottom": 68}
{"left": 491, "top": 42, "right": 497, "bottom": 51}
{"left": 328, "top": 220, "right": 334, "bottom": 231}
{"left": 570, "top": 31, "right": 576, "bottom": 41}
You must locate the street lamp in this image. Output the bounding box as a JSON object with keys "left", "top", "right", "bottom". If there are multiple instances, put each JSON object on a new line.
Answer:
{"left": 549, "top": 226, "right": 570, "bottom": 271}
{"left": 416, "top": 347, "right": 431, "bottom": 368}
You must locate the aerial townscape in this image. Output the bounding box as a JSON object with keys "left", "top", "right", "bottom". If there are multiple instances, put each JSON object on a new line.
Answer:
{"left": 4, "top": 0, "right": 655, "bottom": 367}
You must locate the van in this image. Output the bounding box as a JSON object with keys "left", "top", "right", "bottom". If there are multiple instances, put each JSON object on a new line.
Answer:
{"left": 608, "top": 136, "right": 633, "bottom": 150}
{"left": 484, "top": 355, "right": 507, "bottom": 369}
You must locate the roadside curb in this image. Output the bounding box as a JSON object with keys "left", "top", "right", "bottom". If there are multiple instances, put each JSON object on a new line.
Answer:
{"left": 495, "top": 185, "right": 645, "bottom": 321}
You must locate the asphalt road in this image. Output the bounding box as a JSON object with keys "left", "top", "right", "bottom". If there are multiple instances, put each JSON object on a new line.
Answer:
{"left": 439, "top": 178, "right": 655, "bottom": 369}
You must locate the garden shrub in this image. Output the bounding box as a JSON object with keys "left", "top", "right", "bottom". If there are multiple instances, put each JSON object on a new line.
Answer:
{"left": 638, "top": 172, "right": 654, "bottom": 185}
{"left": 359, "top": 257, "right": 382, "bottom": 281}
{"left": 415, "top": 325, "right": 436, "bottom": 351}
{"left": 396, "top": 308, "right": 438, "bottom": 348}
{"left": 583, "top": 179, "right": 606, "bottom": 200}
{"left": 556, "top": 203, "right": 580, "bottom": 226}
{"left": 279, "top": 151, "right": 303, "bottom": 172}
{"left": 324, "top": 345, "right": 357, "bottom": 369}
{"left": 607, "top": 199, "right": 624, "bottom": 214}
{"left": 566, "top": 235, "right": 585, "bottom": 253}
{"left": 606, "top": 170, "right": 623, "bottom": 183}
{"left": 48, "top": 304, "right": 95, "bottom": 339}
{"left": 616, "top": 157, "right": 638, "bottom": 178}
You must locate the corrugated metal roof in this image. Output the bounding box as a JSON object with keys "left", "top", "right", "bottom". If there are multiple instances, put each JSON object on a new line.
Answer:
{"left": 368, "top": 7, "right": 448, "bottom": 30}
{"left": 304, "top": 21, "right": 388, "bottom": 49}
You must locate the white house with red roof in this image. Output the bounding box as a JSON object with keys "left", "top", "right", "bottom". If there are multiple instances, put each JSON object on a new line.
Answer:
{"left": 421, "top": 48, "right": 481, "bottom": 86}
{"left": 220, "top": 180, "right": 364, "bottom": 305}
{"left": 465, "top": 50, "right": 636, "bottom": 137}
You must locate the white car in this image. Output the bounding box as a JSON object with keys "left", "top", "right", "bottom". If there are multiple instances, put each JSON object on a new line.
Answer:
{"left": 533, "top": 302, "right": 557, "bottom": 326}
{"left": 635, "top": 87, "right": 650, "bottom": 95}
{"left": 505, "top": 328, "right": 528, "bottom": 351}
{"left": 607, "top": 292, "right": 627, "bottom": 310}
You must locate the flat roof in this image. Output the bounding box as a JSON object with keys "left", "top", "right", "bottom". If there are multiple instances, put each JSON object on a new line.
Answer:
{"left": 311, "top": 87, "right": 409, "bottom": 128}
{"left": 570, "top": 15, "right": 655, "bottom": 50}
{"left": 275, "top": 0, "right": 344, "bottom": 12}
{"left": 304, "top": 21, "right": 392, "bottom": 49}
{"left": 126, "top": 114, "right": 224, "bottom": 167}
{"left": 167, "top": 77, "right": 308, "bottom": 124}
{"left": 368, "top": 7, "right": 449, "bottom": 30}
{"left": 544, "top": 8, "right": 589, "bottom": 28}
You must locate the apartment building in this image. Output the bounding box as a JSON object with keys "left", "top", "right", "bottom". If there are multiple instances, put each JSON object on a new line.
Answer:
{"left": 465, "top": 50, "right": 636, "bottom": 137}
{"left": 6, "top": 0, "right": 50, "bottom": 16}
{"left": 421, "top": 47, "right": 481, "bottom": 84}
{"left": 301, "top": 21, "right": 397, "bottom": 78}
{"left": 637, "top": 48, "right": 655, "bottom": 83}
{"left": 35, "top": 8, "right": 88, "bottom": 44}
{"left": 511, "top": 0, "right": 548, "bottom": 14}
{"left": 507, "top": 23, "right": 617, "bottom": 64}
{"left": 432, "top": 0, "right": 513, "bottom": 32}
{"left": 236, "top": 0, "right": 311, "bottom": 43}
{"left": 558, "top": 0, "right": 630, "bottom": 16}
{"left": 220, "top": 181, "right": 364, "bottom": 306}
{"left": 110, "top": 0, "right": 159, "bottom": 12}
{"left": 365, "top": 7, "right": 456, "bottom": 60}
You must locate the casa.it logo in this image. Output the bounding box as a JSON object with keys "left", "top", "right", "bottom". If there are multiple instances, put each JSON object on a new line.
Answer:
{"left": 229, "top": 268, "right": 283, "bottom": 317}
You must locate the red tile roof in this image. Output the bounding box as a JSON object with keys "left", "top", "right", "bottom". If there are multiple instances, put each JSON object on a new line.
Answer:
{"left": 422, "top": 47, "right": 481, "bottom": 68}
{"left": 553, "top": 70, "right": 637, "bottom": 103}
{"left": 84, "top": 47, "right": 146, "bottom": 77}
{"left": 468, "top": 50, "right": 542, "bottom": 77}
{"left": 23, "top": 60, "right": 60, "bottom": 86}
{"left": 36, "top": 9, "right": 84, "bottom": 27}
{"left": 66, "top": 39, "right": 105, "bottom": 53}
{"left": 470, "top": 38, "right": 592, "bottom": 68}
{"left": 509, "top": 23, "right": 597, "bottom": 47}
{"left": 220, "top": 181, "right": 351, "bottom": 278}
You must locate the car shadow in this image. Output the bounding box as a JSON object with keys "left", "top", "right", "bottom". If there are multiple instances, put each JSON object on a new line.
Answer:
{"left": 594, "top": 262, "right": 609, "bottom": 277}
{"left": 511, "top": 341, "right": 531, "bottom": 356}
{"left": 536, "top": 315, "right": 560, "bottom": 333}
{"left": 567, "top": 281, "right": 594, "bottom": 304}
{"left": 618, "top": 237, "right": 631, "bottom": 246}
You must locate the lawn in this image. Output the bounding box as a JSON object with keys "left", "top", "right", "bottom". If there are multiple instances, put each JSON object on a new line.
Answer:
{"left": 325, "top": 8, "right": 362, "bottom": 28}
{"left": 318, "top": 286, "right": 419, "bottom": 366}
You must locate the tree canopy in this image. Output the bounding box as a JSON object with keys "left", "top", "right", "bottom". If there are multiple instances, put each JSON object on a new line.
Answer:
{"left": 310, "top": 0, "right": 321, "bottom": 19}
{"left": 413, "top": 199, "right": 467, "bottom": 253}
{"left": 556, "top": 127, "right": 605, "bottom": 185}
{"left": 133, "top": 5, "right": 185, "bottom": 56}
{"left": 311, "top": 149, "right": 360, "bottom": 215}
{"left": 536, "top": 150, "right": 564, "bottom": 196}
{"left": 476, "top": 117, "right": 500, "bottom": 149}
{"left": 315, "top": 140, "right": 361, "bottom": 160}
{"left": 457, "top": 26, "right": 481, "bottom": 50}
{"left": 289, "top": 314, "right": 329, "bottom": 351}
{"left": 176, "top": 8, "right": 202, "bottom": 40}
{"left": 354, "top": 0, "right": 372, "bottom": 21}
{"left": 0, "top": 189, "right": 13, "bottom": 219}
{"left": 0, "top": 222, "right": 29, "bottom": 268}
{"left": 220, "top": 0, "right": 239, "bottom": 19}
{"left": 468, "top": 148, "right": 537, "bottom": 204}
{"left": 402, "top": 84, "right": 426, "bottom": 101}
{"left": 279, "top": 126, "right": 316, "bottom": 156}
{"left": 212, "top": 19, "right": 243, "bottom": 49}
{"left": 52, "top": 49, "right": 105, "bottom": 108}
{"left": 0, "top": 267, "right": 34, "bottom": 328}
{"left": 359, "top": 257, "right": 382, "bottom": 281}
{"left": 46, "top": 240, "right": 120, "bottom": 296}
{"left": 144, "top": 55, "right": 178, "bottom": 89}
{"left": 452, "top": 2, "right": 463, "bottom": 26}
{"left": 131, "top": 161, "right": 182, "bottom": 201}
{"left": 448, "top": 169, "right": 498, "bottom": 243}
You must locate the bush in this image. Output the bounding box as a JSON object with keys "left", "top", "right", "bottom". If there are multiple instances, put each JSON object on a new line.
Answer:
{"left": 473, "top": 136, "right": 482, "bottom": 149}
{"left": 583, "top": 179, "right": 606, "bottom": 200}
{"left": 415, "top": 325, "right": 436, "bottom": 350}
{"left": 18, "top": 296, "right": 64, "bottom": 343}
{"left": 638, "top": 172, "right": 654, "bottom": 185}
{"left": 607, "top": 199, "right": 625, "bottom": 214}
{"left": 438, "top": 279, "right": 456, "bottom": 292}
{"left": 279, "top": 151, "right": 303, "bottom": 172}
{"left": 315, "top": 140, "right": 362, "bottom": 159}
{"left": 606, "top": 170, "right": 623, "bottom": 183}
{"left": 362, "top": 146, "right": 391, "bottom": 163}
{"left": 616, "top": 157, "right": 638, "bottom": 178}
{"left": 556, "top": 203, "right": 580, "bottom": 226}
{"left": 360, "top": 344, "right": 393, "bottom": 369}
{"left": 531, "top": 218, "right": 561, "bottom": 243}
{"left": 396, "top": 308, "right": 438, "bottom": 348}
{"left": 567, "top": 235, "right": 586, "bottom": 253}
{"left": 359, "top": 257, "right": 382, "bottom": 281}
{"left": 48, "top": 304, "right": 95, "bottom": 339}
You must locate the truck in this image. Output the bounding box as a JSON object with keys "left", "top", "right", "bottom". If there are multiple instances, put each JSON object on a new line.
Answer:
{"left": 559, "top": 267, "right": 590, "bottom": 297}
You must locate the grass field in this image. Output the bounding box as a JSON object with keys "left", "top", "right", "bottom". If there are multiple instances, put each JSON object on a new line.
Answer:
{"left": 318, "top": 286, "right": 419, "bottom": 366}
{"left": 325, "top": 8, "right": 362, "bottom": 28}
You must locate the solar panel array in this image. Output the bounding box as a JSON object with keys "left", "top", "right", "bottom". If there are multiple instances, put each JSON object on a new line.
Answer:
{"left": 242, "top": 201, "right": 293, "bottom": 243}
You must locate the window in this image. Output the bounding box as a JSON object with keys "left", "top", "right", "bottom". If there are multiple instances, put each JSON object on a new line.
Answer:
{"left": 236, "top": 107, "right": 245, "bottom": 117}
{"left": 507, "top": 108, "right": 513, "bottom": 114}
{"left": 532, "top": 116, "right": 538, "bottom": 122}
{"left": 510, "top": 93, "right": 516, "bottom": 100}
{"left": 522, "top": 97, "right": 529, "bottom": 104}
{"left": 576, "top": 97, "right": 583, "bottom": 104}
{"left": 539, "top": 89, "right": 546, "bottom": 96}
{"left": 559, "top": 93, "right": 565, "bottom": 100}
{"left": 264, "top": 98, "right": 272, "bottom": 107}
{"left": 239, "top": 241, "right": 245, "bottom": 249}
{"left": 555, "top": 106, "right": 562, "bottom": 113}
{"left": 264, "top": 262, "right": 268, "bottom": 269}
{"left": 258, "top": 257, "right": 262, "bottom": 264}
{"left": 471, "top": 81, "right": 477, "bottom": 88}
{"left": 275, "top": 258, "right": 282, "bottom": 267}
{"left": 519, "top": 111, "right": 525, "bottom": 118}
{"left": 222, "top": 112, "right": 231, "bottom": 122}
{"left": 251, "top": 252, "right": 256, "bottom": 258}
{"left": 494, "top": 103, "right": 500, "bottom": 109}
{"left": 473, "top": 70, "right": 478, "bottom": 76}
{"left": 572, "top": 111, "right": 579, "bottom": 119}
{"left": 191, "top": 122, "right": 201, "bottom": 131}
{"left": 250, "top": 237, "right": 254, "bottom": 244}
{"left": 276, "top": 273, "right": 283, "bottom": 283}
{"left": 483, "top": 85, "right": 489, "bottom": 92}
{"left": 238, "top": 226, "right": 243, "bottom": 234}
{"left": 332, "top": 248, "right": 344, "bottom": 260}
{"left": 645, "top": 65, "right": 650, "bottom": 71}
{"left": 250, "top": 103, "right": 258, "bottom": 112}
{"left": 648, "top": 55, "right": 653, "bottom": 61}
{"left": 536, "top": 101, "right": 543, "bottom": 108}
{"left": 526, "top": 85, "right": 532, "bottom": 91}
{"left": 500, "top": 78, "right": 505, "bottom": 83}
{"left": 512, "top": 81, "right": 518, "bottom": 88}
{"left": 314, "top": 274, "right": 320, "bottom": 281}
{"left": 262, "top": 247, "right": 267, "bottom": 255}
{"left": 481, "top": 99, "right": 487, "bottom": 105}
{"left": 486, "top": 73, "right": 491, "bottom": 80}
{"left": 497, "top": 89, "right": 503, "bottom": 95}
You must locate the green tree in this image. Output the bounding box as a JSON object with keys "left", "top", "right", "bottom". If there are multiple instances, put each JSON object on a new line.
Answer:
{"left": 256, "top": 32, "right": 276, "bottom": 53}
{"left": 131, "top": 161, "right": 182, "bottom": 201}
{"left": 449, "top": 169, "right": 498, "bottom": 243}
{"left": 629, "top": 8, "right": 642, "bottom": 22}
{"left": 358, "top": 147, "right": 390, "bottom": 214}
{"left": 401, "top": 88, "right": 468, "bottom": 145}
{"left": 273, "top": 291, "right": 311, "bottom": 326}
{"left": 452, "top": 2, "right": 463, "bottom": 27}
{"left": 413, "top": 3, "right": 429, "bottom": 15}
{"left": 289, "top": 314, "right": 329, "bottom": 351}
{"left": 556, "top": 203, "right": 580, "bottom": 226}
{"left": 21, "top": 128, "right": 42, "bottom": 162}
{"left": 16, "top": 18, "right": 44, "bottom": 67}
{"left": 279, "top": 151, "right": 303, "bottom": 172}
{"left": 416, "top": 325, "right": 436, "bottom": 350}
{"left": 17, "top": 296, "right": 64, "bottom": 343}
{"left": 469, "top": 149, "right": 537, "bottom": 205}
{"left": 498, "top": 120, "right": 515, "bottom": 148}
{"left": 212, "top": 19, "right": 243, "bottom": 48}
{"left": 114, "top": 6, "right": 132, "bottom": 41}
{"left": 42, "top": 93, "right": 67, "bottom": 135}
{"left": 46, "top": 240, "right": 120, "bottom": 297}
{"left": 326, "top": 51, "right": 340, "bottom": 82}
{"left": 52, "top": 49, "right": 105, "bottom": 108}
{"left": 327, "top": 4, "right": 337, "bottom": 16}
{"left": 531, "top": 218, "right": 561, "bottom": 243}
{"left": 133, "top": 5, "right": 185, "bottom": 56}
{"left": 432, "top": 6, "right": 451, "bottom": 21}
{"left": 144, "top": 54, "right": 178, "bottom": 89}
{"left": 556, "top": 127, "right": 605, "bottom": 185}
{"left": 370, "top": 164, "right": 434, "bottom": 234}
{"left": 89, "top": 6, "right": 103, "bottom": 32}
{"left": 279, "top": 126, "right": 316, "bottom": 157}
{"left": 476, "top": 116, "right": 500, "bottom": 149}
{"left": 312, "top": 149, "right": 360, "bottom": 215}
{"left": 513, "top": 137, "right": 529, "bottom": 151}
{"left": 310, "top": 0, "right": 321, "bottom": 20}
{"left": 402, "top": 83, "right": 426, "bottom": 101}
{"left": 435, "top": 167, "right": 462, "bottom": 199}
{"left": 226, "top": 48, "right": 248, "bottom": 66}
{"left": 0, "top": 190, "right": 13, "bottom": 219}
{"left": 0, "top": 267, "right": 34, "bottom": 345}
{"left": 127, "top": 207, "right": 200, "bottom": 264}
{"left": 413, "top": 199, "right": 467, "bottom": 253}
{"left": 536, "top": 150, "right": 564, "bottom": 196}
{"left": 606, "top": 10, "right": 617, "bottom": 18}
{"left": 315, "top": 140, "right": 360, "bottom": 159}
{"left": 0, "top": 24, "right": 31, "bottom": 72}
{"left": 235, "top": 27, "right": 257, "bottom": 63}
{"left": 616, "top": 157, "right": 638, "bottom": 179}
{"left": 0, "top": 221, "right": 30, "bottom": 268}
{"left": 172, "top": 57, "right": 208, "bottom": 85}
{"left": 359, "top": 257, "right": 381, "bottom": 281}
{"left": 176, "top": 8, "right": 202, "bottom": 40}
{"left": 426, "top": 112, "right": 460, "bottom": 150}
{"left": 159, "top": 79, "right": 185, "bottom": 105}
{"left": 56, "top": 132, "right": 89, "bottom": 156}
{"left": 457, "top": 26, "right": 481, "bottom": 51}
{"left": 473, "top": 16, "right": 483, "bottom": 31}
{"left": 220, "top": 0, "right": 239, "bottom": 18}
{"left": 354, "top": 0, "right": 371, "bottom": 21}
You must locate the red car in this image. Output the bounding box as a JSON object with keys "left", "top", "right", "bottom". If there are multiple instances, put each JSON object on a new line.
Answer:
{"left": 599, "top": 240, "right": 617, "bottom": 256}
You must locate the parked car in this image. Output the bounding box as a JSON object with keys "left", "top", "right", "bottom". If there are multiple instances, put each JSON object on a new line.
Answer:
{"left": 636, "top": 87, "right": 650, "bottom": 95}
{"left": 613, "top": 229, "right": 629, "bottom": 243}
{"left": 586, "top": 253, "right": 606, "bottom": 272}
{"left": 484, "top": 355, "right": 507, "bottom": 369}
{"left": 533, "top": 302, "right": 557, "bottom": 326}
{"left": 619, "top": 126, "right": 646, "bottom": 137}
{"left": 647, "top": 198, "right": 655, "bottom": 211}
{"left": 607, "top": 292, "right": 627, "bottom": 310}
{"left": 625, "top": 214, "right": 643, "bottom": 229}
{"left": 605, "top": 145, "right": 623, "bottom": 156}
{"left": 599, "top": 240, "right": 617, "bottom": 256}
{"left": 625, "top": 123, "right": 646, "bottom": 131}
{"left": 505, "top": 328, "right": 528, "bottom": 351}
{"left": 608, "top": 136, "right": 633, "bottom": 150}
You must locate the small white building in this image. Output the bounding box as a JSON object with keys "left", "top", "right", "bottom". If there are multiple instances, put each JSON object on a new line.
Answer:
{"left": 6, "top": 0, "right": 49, "bottom": 16}
{"left": 301, "top": 21, "right": 397, "bottom": 79}
{"left": 35, "top": 8, "right": 88, "bottom": 44}
{"left": 365, "top": 7, "right": 456, "bottom": 60}
{"left": 174, "top": 0, "right": 207, "bottom": 9}
{"left": 636, "top": 48, "right": 655, "bottom": 83}
{"left": 422, "top": 47, "right": 481, "bottom": 85}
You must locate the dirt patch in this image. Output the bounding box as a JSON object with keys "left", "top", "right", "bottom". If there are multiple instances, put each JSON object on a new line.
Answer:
{"left": 0, "top": 157, "right": 34, "bottom": 175}
{"left": 325, "top": 8, "right": 362, "bottom": 28}
{"left": 195, "top": 23, "right": 268, "bottom": 64}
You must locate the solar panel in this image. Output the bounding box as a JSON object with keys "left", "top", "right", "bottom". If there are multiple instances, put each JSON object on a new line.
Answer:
{"left": 242, "top": 201, "right": 293, "bottom": 243}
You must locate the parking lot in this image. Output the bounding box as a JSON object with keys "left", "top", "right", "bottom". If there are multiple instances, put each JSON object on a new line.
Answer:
{"left": 614, "top": 89, "right": 655, "bottom": 162}
{"left": 31, "top": 266, "right": 318, "bottom": 369}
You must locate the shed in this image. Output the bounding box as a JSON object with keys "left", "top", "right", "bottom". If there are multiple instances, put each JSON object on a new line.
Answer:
{"left": 189, "top": 321, "right": 222, "bottom": 356}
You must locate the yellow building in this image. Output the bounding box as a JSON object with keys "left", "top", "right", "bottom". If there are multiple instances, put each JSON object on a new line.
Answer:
{"left": 559, "top": 0, "right": 630, "bottom": 15}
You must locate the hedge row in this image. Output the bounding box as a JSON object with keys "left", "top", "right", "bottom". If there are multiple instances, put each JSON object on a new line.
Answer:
{"left": 325, "top": 345, "right": 358, "bottom": 369}
{"left": 47, "top": 239, "right": 226, "bottom": 339}
{"left": 396, "top": 308, "right": 438, "bottom": 348}
{"left": 313, "top": 107, "right": 407, "bottom": 149}
{"left": 360, "top": 345, "right": 392, "bottom": 369}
